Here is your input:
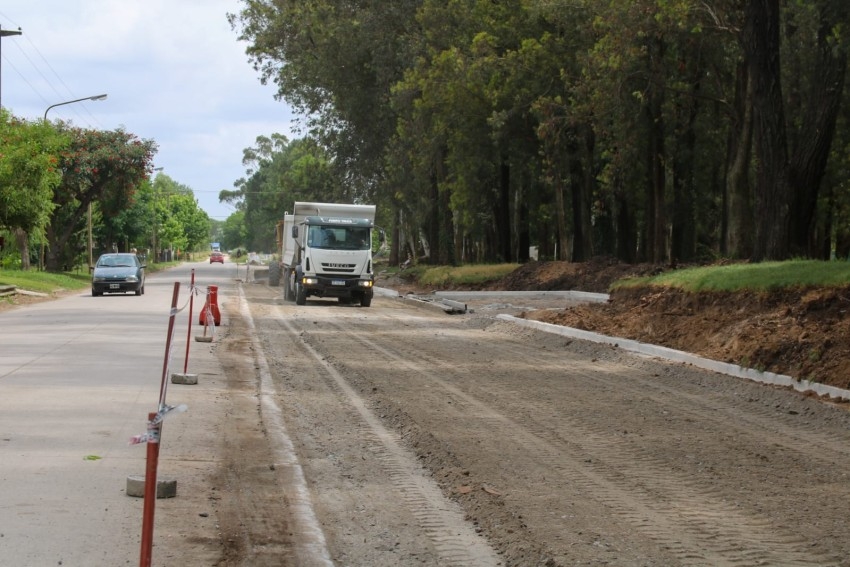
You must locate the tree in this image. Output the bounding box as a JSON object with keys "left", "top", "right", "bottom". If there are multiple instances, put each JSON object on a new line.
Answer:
{"left": 0, "top": 111, "right": 69, "bottom": 269}
{"left": 228, "top": 0, "right": 850, "bottom": 267}
{"left": 228, "top": 134, "right": 341, "bottom": 253}
{"left": 44, "top": 126, "right": 156, "bottom": 271}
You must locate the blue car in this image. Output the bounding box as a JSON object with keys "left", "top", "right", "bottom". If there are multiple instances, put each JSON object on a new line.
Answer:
{"left": 91, "top": 253, "right": 146, "bottom": 296}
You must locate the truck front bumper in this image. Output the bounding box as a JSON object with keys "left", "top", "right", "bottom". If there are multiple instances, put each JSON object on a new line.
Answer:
{"left": 300, "top": 275, "right": 374, "bottom": 297}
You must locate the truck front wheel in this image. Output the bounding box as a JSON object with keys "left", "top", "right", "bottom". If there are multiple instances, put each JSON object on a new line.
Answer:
{"left": 295, "top": 282, "right": 307, "bottom": 305}
{"left": 360, "top": 291, "right": 372, "bottom": 307}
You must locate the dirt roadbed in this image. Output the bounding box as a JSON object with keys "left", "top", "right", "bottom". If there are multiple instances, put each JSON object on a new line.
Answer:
{"left": 158, "top": 281, "right": 850, "bottom": 566}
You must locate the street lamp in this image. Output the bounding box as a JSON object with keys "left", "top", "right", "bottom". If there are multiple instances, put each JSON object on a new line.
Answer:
{"left": 43, "top": 93, "right": 108, "bottom": 121}
{"left": 151, "top": 167, "right": 164, "bottom": 262}
{"left": 43, "top": 94, "right": 108, "bottom": 271}
{"left": 0, "top": 26, "right": 23, "bottom": 109}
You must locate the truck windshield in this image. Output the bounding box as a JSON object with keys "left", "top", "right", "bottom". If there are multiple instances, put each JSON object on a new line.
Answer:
{"left": 308, "top": 225, "right": 371, "bottom": 250}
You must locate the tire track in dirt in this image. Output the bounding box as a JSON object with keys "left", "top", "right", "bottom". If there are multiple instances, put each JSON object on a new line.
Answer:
{"left": 305, "top": 307, "right": 845, "bottom": 565}
{"left": 255, "top": 301, "right": 502, "bottom": 567}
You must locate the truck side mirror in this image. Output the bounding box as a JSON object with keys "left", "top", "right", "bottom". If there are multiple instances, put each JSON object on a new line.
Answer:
{"left": 291, "top": 226, "right": 299, "bottom": 238}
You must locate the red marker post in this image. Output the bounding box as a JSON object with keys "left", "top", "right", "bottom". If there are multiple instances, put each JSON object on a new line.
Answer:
{"left": 182, "top": 269, "right": 195, "bottom": 374}
{"left": 139, "top": 281, "right": 180, "bottom": 567}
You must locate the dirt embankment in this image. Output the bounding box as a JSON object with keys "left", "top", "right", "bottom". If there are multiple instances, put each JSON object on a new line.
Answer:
{"left": 380, "top": 258, "right": 850, "bottom": 392}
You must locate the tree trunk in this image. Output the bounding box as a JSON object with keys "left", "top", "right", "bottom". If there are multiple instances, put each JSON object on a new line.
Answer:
{"left": 438, "top": 180, "right": 455, "bottom": 265}
{"left": 646, "top": 96, "right": 667, "bottom": 263}
{"left": 516, "top": 180, "right": 530, "bottom": 263}
{"left": 553, "top": 168, "right": 569, "bottom": 262}
{"left": 569, "top": 126, "right": 595, "bottom": 262}
{"left": 496, "top": 159, "right": 512, "bottom": 263}
{"left": 671, "top": 71, "right": 700, "bottom": 264}
{"left": 14, "top": 229, "right": 31, "bottom": 271}
{"left": 389, "top": 205, "right": 400, "bottom": 266}
{"left": 615, "top": 188, "right": 637, "bottom": 263}
{"left": 743, "top": 0, "right": 791, "bottom": 261}
{"left": 787, "top": 4, "right": 848, "bottom": 257}
{"left": 646, "top": 35, "right": 668, "bottom": 264}
{"left": 724, "top": 61, "right": 754, "bottom": 259}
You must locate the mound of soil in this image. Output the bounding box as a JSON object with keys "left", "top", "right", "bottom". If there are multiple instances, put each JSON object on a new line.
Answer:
{"left": 381, "top": 258, "right": 850, "bottom": 393}
{"left": 527, "top": 285, "right": 850, "bottom": 392}
{"left": 487, "top": 256, "right": 662, "bottom": 293}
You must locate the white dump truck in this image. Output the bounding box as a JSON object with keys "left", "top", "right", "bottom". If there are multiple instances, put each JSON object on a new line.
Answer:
{"left": 268, "top": 202, "right": 378, "bottom": 307}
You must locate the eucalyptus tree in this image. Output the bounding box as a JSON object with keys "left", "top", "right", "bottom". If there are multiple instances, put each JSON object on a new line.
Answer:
{"left": 231, "top": 134, "right": 340, "bottom": 252}
{"left": 229, "top": 0, "right": 421, "bottom": 255}
{"left": 740, "top": 0, "right": 849, "bottom": 260}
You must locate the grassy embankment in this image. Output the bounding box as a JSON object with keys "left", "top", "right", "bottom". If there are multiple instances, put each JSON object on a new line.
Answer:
{"left": 0, "top": 270, "right": 91, "bottom": 294}
{"left": 386, "top": 263, "right": 520, "bottom": 288}
{"left": 613, "top": 260, "right": 850, "bottom": 292}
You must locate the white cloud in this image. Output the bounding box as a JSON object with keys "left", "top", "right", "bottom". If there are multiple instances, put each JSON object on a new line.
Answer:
{"left": 0, "top": 0, "right": 297, "bottom": 220}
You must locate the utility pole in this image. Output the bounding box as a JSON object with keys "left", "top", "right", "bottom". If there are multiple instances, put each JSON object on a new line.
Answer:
{"left": 0, "top": 25, "right": 23, "bottom": 109}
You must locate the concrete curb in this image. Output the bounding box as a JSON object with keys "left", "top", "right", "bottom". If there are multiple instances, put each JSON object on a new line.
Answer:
{"left": 436, "top": 290, "right": 610, "bottom": 304}
{"left": 497, "top": 314, "right": 850, "bottom": 401}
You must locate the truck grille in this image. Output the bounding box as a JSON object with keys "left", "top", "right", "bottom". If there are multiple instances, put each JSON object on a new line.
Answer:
{"left": 320, "top": 263, "right": 357, "bottom": 274}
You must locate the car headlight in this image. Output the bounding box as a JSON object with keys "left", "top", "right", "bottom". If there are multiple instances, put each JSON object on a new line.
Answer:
{"left": 126, "top": 276, "right": 139, "bottom": 282}
{"left": 93, "top": 276, "right": 105, "bottom": 282}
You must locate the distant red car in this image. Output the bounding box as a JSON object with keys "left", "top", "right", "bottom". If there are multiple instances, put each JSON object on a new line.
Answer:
{"left": 210, "top": 251, "right": 224, "bottom": 264}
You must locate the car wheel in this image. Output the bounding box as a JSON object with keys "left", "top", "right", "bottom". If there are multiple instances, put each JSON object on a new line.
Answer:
{"left": 92, "top": 289, "right": 101, "bottom": 297}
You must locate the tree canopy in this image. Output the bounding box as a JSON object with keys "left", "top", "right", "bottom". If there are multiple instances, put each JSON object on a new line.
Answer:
{"left": 225, "top": 0, "right": 850, "bottom": 264}
{"left": 1, "top": 111, "right": 214, "bottom": 271}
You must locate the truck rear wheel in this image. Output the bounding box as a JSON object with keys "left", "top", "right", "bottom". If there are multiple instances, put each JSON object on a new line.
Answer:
{"left": 268, "top": 261, "right": 281, "bottom": 287}
{"left": 295, "top": 282, "right": 307, "bottom": 305}
{"left": 282, "top": 268, "right": 292, "bottom": 301}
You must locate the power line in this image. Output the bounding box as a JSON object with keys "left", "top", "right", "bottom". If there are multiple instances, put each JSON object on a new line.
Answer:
{"left": 0, "top": 9, "right": 105, "bottom": 128}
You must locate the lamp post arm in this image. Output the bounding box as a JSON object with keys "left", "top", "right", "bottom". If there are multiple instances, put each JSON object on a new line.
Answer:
{"left": 43, "top": 94, "right": 108, "bottom": 120}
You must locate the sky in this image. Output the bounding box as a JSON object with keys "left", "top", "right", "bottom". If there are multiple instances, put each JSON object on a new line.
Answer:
{"left": 0, "top": 0, "right": 297, "bottom": 221}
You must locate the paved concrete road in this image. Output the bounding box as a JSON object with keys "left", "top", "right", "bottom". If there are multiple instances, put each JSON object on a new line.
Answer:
{"left": 0, "top": 260, "right": 239, "bottom": 566}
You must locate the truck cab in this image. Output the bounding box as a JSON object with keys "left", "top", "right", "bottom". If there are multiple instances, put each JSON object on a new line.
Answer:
{"left": 291, "top": 215, "right": 376, "bottom": 306}
{"left": 270, "top": 202, "right": 379, "bottom": 307}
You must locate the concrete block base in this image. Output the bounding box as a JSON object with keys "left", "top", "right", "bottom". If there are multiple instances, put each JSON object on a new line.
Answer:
{"left": 195, "top": 335, "right": 213, "bottom": 343}
{"left": 171, "top": 373, "right": 198, "bottom": 385}
{"left": 126, "top": 475, "right": 177, "bottom": 498}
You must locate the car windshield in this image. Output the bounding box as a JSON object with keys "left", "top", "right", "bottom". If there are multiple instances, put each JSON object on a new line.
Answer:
{"left": 97, "top": 255, "right": 137, "bottom": 268}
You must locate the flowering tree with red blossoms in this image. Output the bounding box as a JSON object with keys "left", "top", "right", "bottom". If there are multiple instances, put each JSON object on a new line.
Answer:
{"left": 44, "top": 126, "right": 157, "bottom": 272}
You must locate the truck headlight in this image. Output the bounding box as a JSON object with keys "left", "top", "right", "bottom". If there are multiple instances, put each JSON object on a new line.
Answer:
{"left": 358, "top": 280, "right": 373, "bottom": 288}
{"left": 302, "top": 277, "right": 318, "bottom": 285}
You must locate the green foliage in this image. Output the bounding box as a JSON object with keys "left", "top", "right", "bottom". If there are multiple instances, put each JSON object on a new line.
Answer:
{"left": 228, "top": 0, "right": 850, "bottom": 267}
{"left": 0, "top": 110, "right": 70, "bottom": 236}
{"left": 231, "top": 135, "right": 343, "bottom": 253}
{"left": 612, "top": 261, "right": 850, "bottom": 292}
